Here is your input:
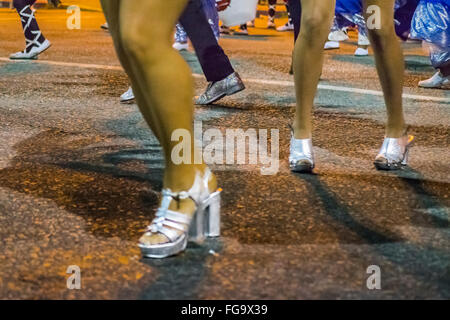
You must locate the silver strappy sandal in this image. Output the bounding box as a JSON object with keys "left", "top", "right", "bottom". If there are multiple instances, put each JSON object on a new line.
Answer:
{"left": 139, "top": 169, "right": 221, "bottom": 259}
{"left": 374, "top": 134, "right": 415, "bottom": 170}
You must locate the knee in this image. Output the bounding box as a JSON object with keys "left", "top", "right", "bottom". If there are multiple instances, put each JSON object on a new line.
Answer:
{"left": 301, "top": 12, "right": 332, "bottom": 42}
{"left": 119, "top": 24, "right": 152, "bottom": 58}
{"left": 119, "top": 23, "right": 166, "bottom": 60}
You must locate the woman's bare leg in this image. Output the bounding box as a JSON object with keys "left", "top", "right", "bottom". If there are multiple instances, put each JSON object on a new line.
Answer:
{"left": 102, "top": 0, "right": 216, "bottom": 246}
{"left": 292, "top": 0, "right": 335, "bottom": 139}
{"left": 100, "top": 0, "right": 163, "bottom": 141}
{"left": 364, "top": 0, "right": 406, "bottom": 137}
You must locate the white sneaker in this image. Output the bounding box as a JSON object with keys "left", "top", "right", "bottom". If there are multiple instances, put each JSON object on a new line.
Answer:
{"left": 101, "top": 22, "right": 109, "bottom": 30}
{"left": 172, "top": 42, "right": 188, "bottom": 51}
{"left": 357, "top": 32, "right": 370, "bottom": 46}
{"left": 277, "top": 22, "right": 294, "bottom": 32}
{"left": 328, "top": 29, "right": 348, "bottom": 42}
{"left": 10, "top": 39, "right": 51, "bottom": 60}
{"left": 120, "top": 87, "right": 135, "bottom": 103}
{"left": 418, "top": 71, "right": 450, "bottom": 88}
{"left": 324, "top": 41, "right": 340, "bottom": 50}
{"left": 246, "top": 20, "right": 255, "bottom": 28}
{"left": 354, "top": 47, "right": 369, "bottom": 56}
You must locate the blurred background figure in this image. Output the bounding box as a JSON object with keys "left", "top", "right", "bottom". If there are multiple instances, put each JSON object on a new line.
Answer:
{"left": 9, "top": 0, "right": 58, "bottom": 59}
{"left": 411, "top": 0, "right": 450, "bottom": 89}
{"left": 324, "top": 0, "right": 370, "bottom": 56}
{"left": 174, "top": 0, "right": 220, "bottom": 50}
{"left": 276, "top": 0, "right": 294, "bottom": 31}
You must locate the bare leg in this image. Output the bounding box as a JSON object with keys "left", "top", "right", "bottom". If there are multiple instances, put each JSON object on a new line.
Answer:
{"left": 364, "top": 0, "right": 406, "bottom": 137}
{"left": 101, "top": 0, "right": 163, "bottom": 141}
{"left": 101, "top": 0, "right": 217, "bottom": 246}
{"left": 292, "top": 0, "right": 335, "bottom": 139}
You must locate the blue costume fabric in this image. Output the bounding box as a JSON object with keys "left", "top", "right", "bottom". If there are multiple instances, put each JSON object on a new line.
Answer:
{"left": 332, "top": 0, "right": 420, "bottom": 41}
{"left": 332, "top": 0, "right": 368, "bottom": 39}
{"left": 175, "top": 0, "right": 220, "bottom": 43}
{"left": 411, "top": 0, "right": 450, "bottom": 69}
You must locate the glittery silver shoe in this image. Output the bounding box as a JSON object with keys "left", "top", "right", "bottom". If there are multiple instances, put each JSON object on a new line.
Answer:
{"left": 289, "top": 136, "right": 315, "bottom": 173}
{"left": 139, "top": 168, "right": 221, "bottom": 259}
{"left": 374, "top": 134, "right": 414, "bottom": 170}
{"left": 195, "top": 72, "right": 245, "bottom": 105}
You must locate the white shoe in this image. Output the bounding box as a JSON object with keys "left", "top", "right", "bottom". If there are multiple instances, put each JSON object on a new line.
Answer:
{"left": 101, "top": 22, "right": 109, "bottom": 30}
{"left": 267, "top": 21, "right": 276, "bottom": 29}
{"left": 418, "top": 71, "right": 450, "bottom": 89}
{"left": 354, "top": 47, "right": 369, "bottom": 56}
{"left": 10, "top": 39, "right": 51, "bottom": 60}
{"left": 328, "top": 29, "right": 348, "bottom": 42}
{"left": 120, "top": 87, "right": 135, "bottom": 103}
{"left": 246, "top": 20, "right": 255, "bottom": 28}
{"left": 324, "top": 41, "right": 340, "bottom": 50}
{"left": 172, "top": 42, "right": 189, "bottom": 51}
{"left": 357, "top": 32, "right": 370, "bottom": 46}
{"left": 277, "top": 22, "right": 294, "bottom": 32}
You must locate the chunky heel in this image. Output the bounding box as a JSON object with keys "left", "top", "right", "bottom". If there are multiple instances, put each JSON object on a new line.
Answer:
{"left": 401, "top": 148, "right": 410, "bottom": 166}
{"left": 139, "top": 168, "right": 221, "bottom": 259}
{"left": 188, "top": 208, "right": 205, "bottom": 244}
{"left": 204, "top": 189, "right": 222, "bottom": 238}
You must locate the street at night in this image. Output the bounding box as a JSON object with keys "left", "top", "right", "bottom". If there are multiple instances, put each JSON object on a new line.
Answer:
{"left": 0, "top": 3, "right": 449, "bottom": 300}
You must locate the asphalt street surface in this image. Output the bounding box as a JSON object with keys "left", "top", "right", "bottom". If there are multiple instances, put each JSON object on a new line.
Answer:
{"left": 0, "top": 8, "right": 449, "bottom": 299}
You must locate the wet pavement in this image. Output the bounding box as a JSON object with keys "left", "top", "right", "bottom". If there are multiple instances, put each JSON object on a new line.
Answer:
{"left": 0, "top": 9, "right": 449, "bottom": 299}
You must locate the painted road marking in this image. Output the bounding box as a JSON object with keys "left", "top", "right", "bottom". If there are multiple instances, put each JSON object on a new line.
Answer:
{"left": 1, "top": 57, "right": 449, "bottom": 103}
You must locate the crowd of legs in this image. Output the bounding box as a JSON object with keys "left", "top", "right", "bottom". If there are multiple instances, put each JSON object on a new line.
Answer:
{"left": 6, "top": 0, "right": 449, "bottom": 258}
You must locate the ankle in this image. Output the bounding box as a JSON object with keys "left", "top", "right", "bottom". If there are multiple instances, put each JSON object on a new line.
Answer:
{"left": 292, "top": 123, "right": 312, "bottom": 140}
{"left": 385, "top": 125, "right": 407, "bottom": 138}
{"left": 163, "top": 164, "right": 216, "bottom": 193}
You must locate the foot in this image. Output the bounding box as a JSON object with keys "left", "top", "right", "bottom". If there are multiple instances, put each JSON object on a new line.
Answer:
{"left": 357, "top": 33, "right": 370, "bottom": 46}
{"left": 10, "top": 39, "right": 51, "bottom": 60}
{"left": 277, "top": 22, "right": 294, "bottom": 32}
{"left": 139, "top": 168, "right": 219, "bottom": 258}
{"left": 328, "top": 28, "right": 349, "bottom": 42}
{"left": 195, "top": 72, "right": 245, "bottom": 105}
{"left": 172, "top": 41, "right": 189, "bottom": 51}
{"left": 418, "top": 71, "right": 450, "bottom": 89}
{"left": 246, "top": 20, "right": 255, "bottom": 28}
{"left": 374, "top": 135, "right": 414, "bottom": 170}
{"left": 120, "top": 87, "right": 135, "bottom": 104}
{"left": 354, "top": 47, "right": 369, "bottom": 56}
{"left": 289, "top": 136, "right": 315, "bottom": 173}
{"left": 324, "top": 41, "right": 340, "bottom": 50}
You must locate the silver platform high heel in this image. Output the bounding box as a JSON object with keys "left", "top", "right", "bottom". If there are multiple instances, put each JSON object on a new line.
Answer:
{"left": 374, "top": 134, "right": 415, "bottom": 170}
{"left": 289, "top": 135, "right": 315, "bottom": 173}
{"left": 139, "top": 168, "right": 221, "bottom": 259}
